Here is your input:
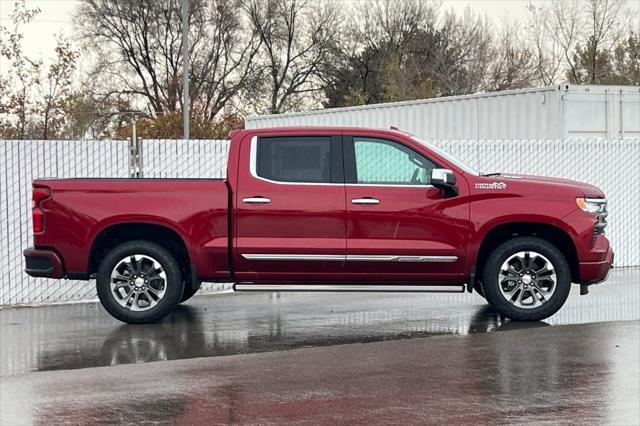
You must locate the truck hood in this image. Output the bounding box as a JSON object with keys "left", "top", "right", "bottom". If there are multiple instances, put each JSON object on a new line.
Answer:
{"left": 496, "top": 174, "right": 605, "bottom": 198}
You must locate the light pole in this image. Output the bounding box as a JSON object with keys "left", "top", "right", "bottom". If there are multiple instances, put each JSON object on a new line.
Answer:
{"left": 182, "top": 0, "right": 190, "bottom": 141}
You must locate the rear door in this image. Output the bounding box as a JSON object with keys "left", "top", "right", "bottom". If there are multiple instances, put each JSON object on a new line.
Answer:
{"left": 234, "top": 133, "right": 346, "bottom": 281}
{"left": 343, "top": 134, "right": 468, "bottom": 283}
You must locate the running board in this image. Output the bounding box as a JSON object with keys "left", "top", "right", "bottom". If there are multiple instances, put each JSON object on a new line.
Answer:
{"left": 233, "top": 284, "right": 465, "bottom": 293}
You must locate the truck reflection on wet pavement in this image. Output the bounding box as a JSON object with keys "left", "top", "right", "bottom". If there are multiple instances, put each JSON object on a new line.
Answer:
{"left": 1, "top": 269, "right": 639, "bottom": 424}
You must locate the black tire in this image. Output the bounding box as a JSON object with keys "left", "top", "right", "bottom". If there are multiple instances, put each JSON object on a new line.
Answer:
{"left": 96, "top": 240, "right": 184, "bottom": 324}
{"left": 482, "top": 237, "right": 571, "bottom": 321}
{"left": 180, "top": 280, "right": 201, "bottom": 303}
{"left": 473, "top": 281, "right": 486, "bottom": 298}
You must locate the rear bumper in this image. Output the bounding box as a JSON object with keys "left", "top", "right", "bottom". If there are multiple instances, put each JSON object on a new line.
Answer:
{"left": 579, "top": 246, "right": 614, "bottom": 285}
{"left": 24, "top": 247, "right": 64, "bottom": 278}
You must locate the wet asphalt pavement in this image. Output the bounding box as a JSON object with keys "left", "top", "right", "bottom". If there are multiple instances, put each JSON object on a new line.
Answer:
{"left": 1, "top": 268, "right": 639, "bottom": 424}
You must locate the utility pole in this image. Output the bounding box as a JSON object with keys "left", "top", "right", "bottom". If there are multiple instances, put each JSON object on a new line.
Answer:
{"left": 182, "top": 0, "right": 190, "bottom": 140}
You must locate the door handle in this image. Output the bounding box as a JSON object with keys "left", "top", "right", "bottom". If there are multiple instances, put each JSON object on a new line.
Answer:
{"left": 242, "top": 196, "right": 271, "bottom": 204}
{"left": 352, "top": 197, "right": 380, "bottom": 205}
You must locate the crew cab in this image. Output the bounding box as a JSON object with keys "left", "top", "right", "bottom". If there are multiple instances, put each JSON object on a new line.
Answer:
{"left": 24, "top": 127, "right": 614, "bottom": 323}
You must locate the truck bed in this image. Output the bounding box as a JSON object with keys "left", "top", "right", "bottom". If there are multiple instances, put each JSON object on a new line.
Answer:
{"left": 32, "top": 178, "right": 230, "bottom": 280}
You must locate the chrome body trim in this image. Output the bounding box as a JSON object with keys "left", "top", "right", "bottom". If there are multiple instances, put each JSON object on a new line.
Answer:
{"left": 241, "top": 254, "right": 458, "bottom": 262}
{"left": 351, "top": 198, "right": 380, "bottom": 205}
{"left": 249, "top": 136, "right": 343, "bottom": 186}
{"left": 242, "top": 254, "right": 345, "bottom": 261}
{"left": 234, "top": 284, "right": 465, "bottom": 293}
{"left": 346, "top": 255, "right": 458, "bottom": 263}
{"left": 585, "top": 197, "right": 607, "bottom": 203}
{"left": 347, "top": 183, "right": 434, "bottom": 188}
{"left": 249, "top": 136, "right": 434, "bottom": 188}
{"left": 431, "top": 168, "right": 455, "bottom": 185}
{"left": 242, "top": 197, "right": 271, "bottom": 204}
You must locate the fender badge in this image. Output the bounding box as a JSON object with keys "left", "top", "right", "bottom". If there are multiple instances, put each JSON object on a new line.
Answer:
{"left": 475, "top": 182, "right": 507, "bottom": 190}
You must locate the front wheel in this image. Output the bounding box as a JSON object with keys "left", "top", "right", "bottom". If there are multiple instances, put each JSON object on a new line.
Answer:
{"left": 96, "top": 240, "right": 184, "bottom": 324}
{"left": 482, "top": 237, "right": 571, "bottom": 321}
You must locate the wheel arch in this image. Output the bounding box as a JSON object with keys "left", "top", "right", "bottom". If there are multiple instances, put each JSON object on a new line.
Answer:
{"left": 89, "top": 222, "right": 192, "bottom": 281}
{"left": 474, "top": 222, "right": 580, "bottom": 286}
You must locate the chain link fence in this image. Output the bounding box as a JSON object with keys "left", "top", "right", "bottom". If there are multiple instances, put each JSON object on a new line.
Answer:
{"left": 1, "top": 137, "right": 638, "bottom": 305}
{"left": 141, "top": 139, "right": 229, "bottom": 178}
{"left": 1, "top": 139, "right": 229, "bottom": 305}
{"left": 431, "top": 138, "right": 639, "bottom": 269}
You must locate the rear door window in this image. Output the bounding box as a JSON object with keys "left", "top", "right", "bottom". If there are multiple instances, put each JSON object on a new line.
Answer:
{"left": 256, "top": 136, "right": 333, "bottom": 183}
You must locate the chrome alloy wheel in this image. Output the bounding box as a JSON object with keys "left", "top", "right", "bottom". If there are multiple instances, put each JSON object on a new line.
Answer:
{"left": 498, "top": 251, "right": 557, "bottom": 309}
{"left": 110, "top": 255, "right": 167, "bottom": 312}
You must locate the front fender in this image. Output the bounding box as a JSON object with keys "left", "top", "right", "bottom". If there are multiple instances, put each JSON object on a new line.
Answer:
{"left": 464, "top": 211, "right": 582, "bottom": 277}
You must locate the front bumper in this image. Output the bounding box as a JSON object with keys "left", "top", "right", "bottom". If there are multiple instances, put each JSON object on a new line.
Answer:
{"left": 24, "top": 247, "right": 64, "bottom": 278}
{"left": 579, "top": 246, "right": 614, "bottom": 285}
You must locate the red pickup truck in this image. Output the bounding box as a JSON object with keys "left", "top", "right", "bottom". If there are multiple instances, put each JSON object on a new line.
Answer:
{"left": 24, "top": 127, "right": 613, "bottom": 324}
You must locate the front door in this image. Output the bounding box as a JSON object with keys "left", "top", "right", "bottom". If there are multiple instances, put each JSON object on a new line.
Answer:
{"left": 343, "top": 135, "right": 469, "bottom": 283}
{"left": 234, "top": 134, "right": 346, "bottom": 282}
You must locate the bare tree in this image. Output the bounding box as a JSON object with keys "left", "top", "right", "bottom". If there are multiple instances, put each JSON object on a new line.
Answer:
{"left": 430, "top": 8, "right": 493, "bottom": 95}
{"left": 322, "top": 0, "right": 445, "bottom": 107}
{"left": 354, "top": 0, "right": 441, "bottom": 100}
{"left": 355, "top": 0, "right": 439, "bottom": 53}
{"left": 35, "top": 37, "right": 80, "bottom": 139}
{"left": 189, "top": 0, "right": 262, "bottom": 120}
{"left": 0, "top": 1, "right": 40, "bottom": 138}
{"left": 322, "top": 2, "right": 504, "bottom": 106}
{"left": 1, "top": 1, "right": 81, "bottom": 139}
{"left": 527, "top": 0, "right": 635, "bottom": 85}
{"left": 77, "top": 0, "right": 262, "bottom": 120}
{"left": 486, "top": 20, "right": 536, "bottom": 91}
{"left": 244, "top": 0, "right": 340, "bottom": 114}
{"left": 574, "top": 0, "right": 635, "bottom": 83}
{"left": 527, "top": 2, "right": 568, "bottom": 85}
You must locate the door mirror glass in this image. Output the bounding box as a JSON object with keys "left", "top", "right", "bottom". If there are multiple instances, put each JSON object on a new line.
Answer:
{"left": 430, "top": 168, "right": 458, "bottom": 197}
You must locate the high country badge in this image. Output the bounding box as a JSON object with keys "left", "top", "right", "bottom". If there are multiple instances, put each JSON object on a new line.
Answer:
{"left": 475, "top": 182, "right": 507, "bottom": 190}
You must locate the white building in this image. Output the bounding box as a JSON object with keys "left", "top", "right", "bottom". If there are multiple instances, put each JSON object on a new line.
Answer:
{"left": 246, "top": 85, "right": 640, "bottom": 140}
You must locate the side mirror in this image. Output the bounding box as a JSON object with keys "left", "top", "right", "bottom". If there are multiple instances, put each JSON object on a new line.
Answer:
{"left": 430, "top": 168, "right": 458, "bottom": 198}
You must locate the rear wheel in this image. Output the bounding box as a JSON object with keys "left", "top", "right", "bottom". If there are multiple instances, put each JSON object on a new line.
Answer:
{"left": 96, "top": 240, "right": 184, "bottom": 324}
{"left": 482, "top": 237, "right": 571, "bottom": 321}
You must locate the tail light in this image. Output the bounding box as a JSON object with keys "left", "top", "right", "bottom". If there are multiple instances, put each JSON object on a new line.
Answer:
{"left": 32, "top": 186, "right": 50, "bottom": 234}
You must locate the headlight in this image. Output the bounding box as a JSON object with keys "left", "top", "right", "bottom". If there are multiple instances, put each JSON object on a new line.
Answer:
{"left": 576, "top": 197, "right": 607, "bottom": 214}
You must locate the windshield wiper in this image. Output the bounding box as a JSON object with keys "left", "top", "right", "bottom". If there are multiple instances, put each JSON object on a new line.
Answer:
{"left": 480, "top": 172, "right": 501, "bottom": 177}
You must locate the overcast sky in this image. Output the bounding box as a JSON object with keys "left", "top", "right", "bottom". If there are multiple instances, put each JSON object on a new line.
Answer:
{"left": 0, "top": 0, "right": 542, "bottom": 60}
{"left": 0, "top": 0, "right": 638, "bottom": 64}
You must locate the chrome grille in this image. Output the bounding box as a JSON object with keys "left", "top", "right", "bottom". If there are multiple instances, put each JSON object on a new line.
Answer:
{"left": 594, "top": 202, "right": 608, "bottom": 243}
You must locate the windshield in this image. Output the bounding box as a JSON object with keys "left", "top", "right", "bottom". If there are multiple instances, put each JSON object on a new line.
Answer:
{"left": 410, "top": 136, "right": 479, "bottom": 176}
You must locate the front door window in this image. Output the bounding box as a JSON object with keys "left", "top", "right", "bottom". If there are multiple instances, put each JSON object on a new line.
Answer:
{"left": 353, "top": 138, "right": 436, "bottom": 186}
